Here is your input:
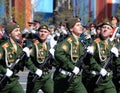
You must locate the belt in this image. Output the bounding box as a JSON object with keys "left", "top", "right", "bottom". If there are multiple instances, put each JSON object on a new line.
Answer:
{"left": 91, "top": 70, "right": 113, "bottom": 76}
{"left": 29, "top": 71, "right": 49, "bottom": 76}
{"left": 59, "top": 68, "right": 71, "bottom": 76}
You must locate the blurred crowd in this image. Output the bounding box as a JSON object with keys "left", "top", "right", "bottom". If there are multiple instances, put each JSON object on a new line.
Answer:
{"left": 1, "top": 16, "right": 120, "bottom": 48}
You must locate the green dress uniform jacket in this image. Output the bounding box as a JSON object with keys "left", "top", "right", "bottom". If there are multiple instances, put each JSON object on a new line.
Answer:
{"left": 0, "top": 39, "right": 24, "bottom": 93}
{"left": 112, "top": 41, "right": 120, "bottom": 93}
{"left": 26, "top": 39, "right": 54, "bottom": 93}
{"left": 54, "top": 34, "right": 87, "bottom": 93}
{"left": 89, "top": 38, "right": 117, "bottom": 93}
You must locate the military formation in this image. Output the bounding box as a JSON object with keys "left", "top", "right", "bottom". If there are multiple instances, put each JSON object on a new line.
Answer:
{"left": 0, "top": 16, "right": 120, "bottom": 93}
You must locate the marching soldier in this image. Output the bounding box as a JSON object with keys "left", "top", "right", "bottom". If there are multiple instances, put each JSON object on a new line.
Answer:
{"left": 89, "top": 23, "right": 97, "bottom": 40}
{"left": 53, "top": 18, "right": 88, "bottom": 93}
{"left": 111, "top": 23, "right": 120, "bottom": 93}
{"left": 22, "top": 22, "right": 36, "bottom": 48}
{"left": 82, "top": 23, "right": 103, "bottom": 93}
{"left": 112, "top": 39, "right": 120, "bottom": 93}
{"left": 110, "top": 16, "right": 120, "bottom": 41}
{"left": 33, "top": 20, "right": 41, "bottom": 32}
{"left": 26, "top": 25, "right": 54, "bottom": 93}
{"left": 86, "top": 22, "right": 118, "bottom": 93}
{"left": 79, "top": 25, "right": 92, "bottom": 46}
{"left": 110, "top": 16, "right": 120, "bottom": 93}
{"left": 0, "top": 23, "right": 30, "bottom": 93}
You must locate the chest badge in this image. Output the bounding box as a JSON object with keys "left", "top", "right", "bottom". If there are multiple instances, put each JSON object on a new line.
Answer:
{"left": 62, "top": 44, "right": 68, "bottom": 51}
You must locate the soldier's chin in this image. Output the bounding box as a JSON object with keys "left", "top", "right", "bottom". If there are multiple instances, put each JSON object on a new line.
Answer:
{"left": 15, "top": 37, "right": 20, "bottom": 41}
{"left": 102, "top": 36, "right": 108, "bottom": 39}
{"left": 40, "top": 38, "right": 46, "bottom": 41}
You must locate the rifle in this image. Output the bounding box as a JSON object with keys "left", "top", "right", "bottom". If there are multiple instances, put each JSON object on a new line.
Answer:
{"left": 95, "top": 36, "right": 120, "bottom": 85}
{"left": 0, "top": 47, "right": 29, "bottom": 90}
{"left": 68, "top": 48, "right": 88, "bottom": 83}
{"left": 32, "top": 53, "right": 52, "bottom": 82}
{"left": 95, "top": 52, "right": 114, "bottom": 85}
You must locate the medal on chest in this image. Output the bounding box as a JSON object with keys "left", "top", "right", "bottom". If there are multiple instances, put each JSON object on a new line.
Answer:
{"left": 70, "top": 42, "right": 79, "bottom": 63}
{"left": 35, "top": 43, "right": 48, "bottom": 63}
{"left": 97, "top": 42, "right": 108, "bottom": 62}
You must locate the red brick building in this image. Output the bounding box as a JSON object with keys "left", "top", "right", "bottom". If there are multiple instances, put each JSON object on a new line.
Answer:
{"left": 15, "top": 0, "right": 32, "bottom": 28}
{"left": 6, "top": 0, "right": 32, "bottom": 29}
{"left": 73, "top": 0, "right": 119, "bottom": 25}
{"left": 96, "top": 0, "right": 113, "bottom": 23}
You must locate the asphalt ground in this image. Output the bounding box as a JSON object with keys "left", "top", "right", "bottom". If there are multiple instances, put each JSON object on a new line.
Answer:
{"left": 18, "top": 68, "right": 43, "bottom": 93}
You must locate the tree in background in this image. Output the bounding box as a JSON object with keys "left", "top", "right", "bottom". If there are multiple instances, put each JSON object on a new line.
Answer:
{"left": 53, "top": 0, "right": 73, "bottom": 26}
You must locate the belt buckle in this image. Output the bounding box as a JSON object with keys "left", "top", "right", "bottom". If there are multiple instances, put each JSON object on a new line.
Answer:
{"left": 59, "top": 68, "right": 72, "bottom": 76}
{"left": 43, "top": 71, "right": 48, "bottom": 75}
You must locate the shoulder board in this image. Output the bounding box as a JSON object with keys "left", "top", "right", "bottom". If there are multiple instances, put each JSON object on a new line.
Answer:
{"left": 67, "top": 38, "right": 72, "bottom": 43}
{"left": 2, "top": 43, "right": 9, "bottom": 48}
{"left": 94, "top": 38, "right": 101, "bottom": 43}
{"left": 34, "top": 40, "right": 39, "bottom": 45}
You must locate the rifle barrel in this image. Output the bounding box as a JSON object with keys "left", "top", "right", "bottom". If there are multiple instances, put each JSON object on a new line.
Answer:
{"left": 68, "top": 50, "right": 88, "bottom": 83}
{"left": 95, "top": 53, "right": 114, "bottom": 85}
{"left": 32, "top": 54, "right": 52, "bottom": 82}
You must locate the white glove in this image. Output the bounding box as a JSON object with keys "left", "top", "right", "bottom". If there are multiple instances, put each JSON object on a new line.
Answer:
{"left": 56, "top": 33, "right": 60, "bottom": 37}
{"left": 23, "top": 47, "right": 30, "bottom": 57}
{"left": 31, "top": 30, "right": 36, "bottom": 34}
{"left": 50, "top": 37, "right": 57, "bottom": 48}
{"left": 5, "top": 68, "right": 13, "bottom": 77}
{"left": 116, "top": 33, "right": 120, "bottom": 38}
{"left": 87, "top": 46, "right": 94, "bottom": 55}
{"left": 61, "top": 29, "right": 67, "bottom": 35}
{"left": 49, "top": 48, "right": 55, "bottom": 58}
{"left": 91, "top": 71, "right": 97, "bottom": 75}
{"left": 111, "top": 47, "right": 119, "bottom": 57}
{"left": 100, "top": 68, "right": 107, "bottom": 77}
{"left": 35, "top": 69, "right": 42, "bottom": 77}
{"left": 86, "top": 35, "right": 91, "bottom": 39}
{"left": 72, "top": 66, "right": 80, "bottom": 75}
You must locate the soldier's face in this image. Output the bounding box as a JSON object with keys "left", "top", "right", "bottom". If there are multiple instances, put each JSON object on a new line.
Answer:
{"left": 101, "top": 25, "right": 113, "bottom": 39}
{"left": 38, "top": 29, "right": 50, "bottom": 41}
{"left": 9, "top": 28, "right": 22, "bottom": 41}
{"left": 111, "top": 18, "right": 118, "bottom": 25}
{"left": 70, "top": 22, "right": 83, "bottom": 36}
{"left": 96, "top": 27, "right": 101, "bottom": 35}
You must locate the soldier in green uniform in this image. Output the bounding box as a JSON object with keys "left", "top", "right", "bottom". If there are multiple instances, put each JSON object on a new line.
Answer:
{"left": 109, "top": 16, "right": 120, "bottom": 93}
{"left": 111, "top": 33, "right": 120, "bottom": 93}
{"left": 86, "top": 22, "right": 118, "bottom": 93}
{"left": 53, "top": 18, "right": 88, "bottom": 93}
{"left": 26, "top": 25, "right": 54, "bottom": 93}
{"left": 82, "top": 23, "right": 103, "bottom": 93}
{"left": 0, "top": 23, "right": 30, "bottom": 93}
{"left": 112, "top": 39, "right": 120, "bottom": 93}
